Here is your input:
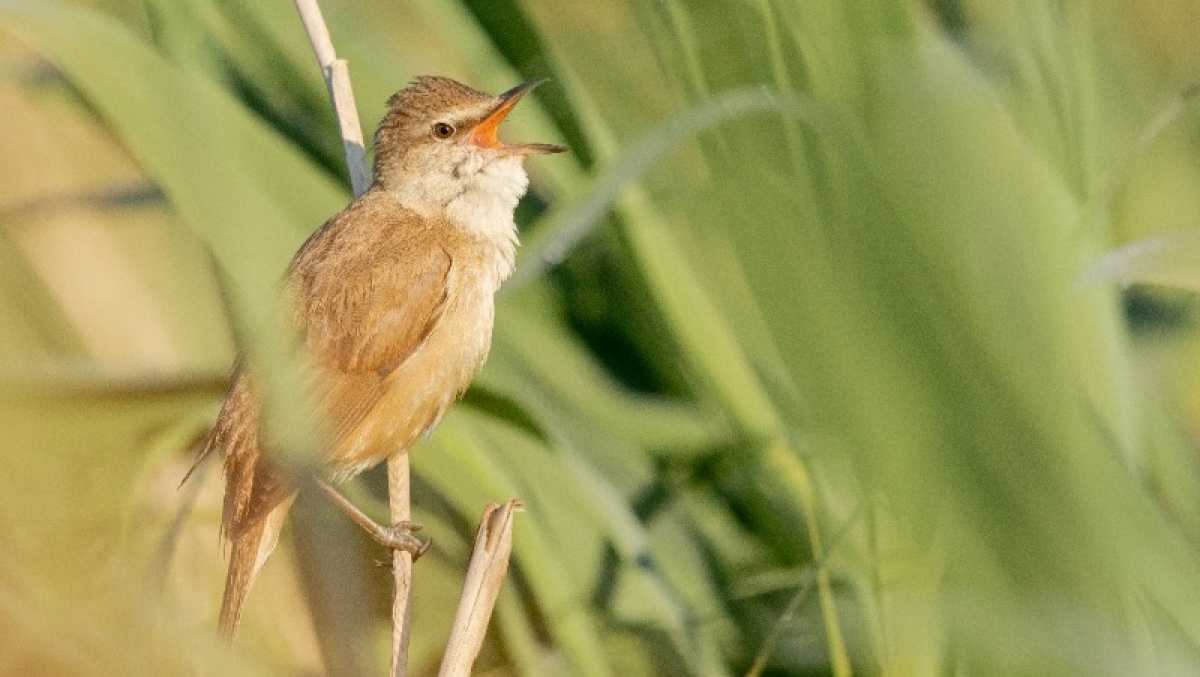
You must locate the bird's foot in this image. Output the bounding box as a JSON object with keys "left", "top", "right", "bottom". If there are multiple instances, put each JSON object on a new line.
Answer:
{"left": 316, "top": 480, "right": 432, "bottom": 559}
{"left": 376, "top": 521, "right": 432, "bottom": 559}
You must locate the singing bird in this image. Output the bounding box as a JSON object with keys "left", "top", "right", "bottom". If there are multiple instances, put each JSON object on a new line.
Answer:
{"left": 192, "top": 76, "right": 565, "bottom": 637}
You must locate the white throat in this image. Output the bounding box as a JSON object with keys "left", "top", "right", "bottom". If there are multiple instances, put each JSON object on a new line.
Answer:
{"left": 391, "top": 153, "right": 528, "bottom": 285}
{"left": 447, "top": 154, "right": 526, "bottom": 245}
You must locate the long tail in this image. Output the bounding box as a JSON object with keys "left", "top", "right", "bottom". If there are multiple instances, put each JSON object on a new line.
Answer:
{"left": 217, "top": 497, "right": 293, "bottom": 639}
{"left": 218, "top": 519, "right": 266, "bottom": 638}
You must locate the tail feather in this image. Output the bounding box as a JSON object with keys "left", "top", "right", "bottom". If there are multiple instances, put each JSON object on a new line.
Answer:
{"left": 209, "top": 368, "right": 300, "bottom": 639}
{"left": 217, "top": 496, "right": 294, "bottom": 639}
{"left": 218, "top": 519, "right": 267, "bottom": 639}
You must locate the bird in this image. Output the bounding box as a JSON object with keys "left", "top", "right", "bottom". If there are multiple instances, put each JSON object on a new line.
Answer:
{"left": 189, "top": 76, "right": 565, "bottom": 638}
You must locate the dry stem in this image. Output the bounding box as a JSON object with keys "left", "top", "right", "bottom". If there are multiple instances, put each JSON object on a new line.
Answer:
{"left": 438, "top": 500, "right": 521, "bottom": 677}
{"left": 292, "top": 1, "right": 411, "bottom": 675}
{"left": 388, "top": 453, "right": 415, "bottom": 677}
{"left": 294, "top": 0, "right": 371, "bottom": 197}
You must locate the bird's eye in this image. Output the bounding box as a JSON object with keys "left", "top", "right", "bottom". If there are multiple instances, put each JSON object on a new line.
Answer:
{"left": 432, "top": 122, "right": 455, "bottom": 139}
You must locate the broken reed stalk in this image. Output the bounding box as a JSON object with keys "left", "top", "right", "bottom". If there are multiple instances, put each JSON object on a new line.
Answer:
{"left": 291, "top": 1, "right": 410, "bottom": 674}
{"left": 438, "top": 500, "right": 521, "bottom": 677}
{"left": 292, "top": 3, "right": 521, "bottom": 675}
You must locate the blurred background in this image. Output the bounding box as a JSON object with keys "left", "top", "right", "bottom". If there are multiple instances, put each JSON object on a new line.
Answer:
{"left": 4, "top": 0, "right": 1200, "bottom": 675}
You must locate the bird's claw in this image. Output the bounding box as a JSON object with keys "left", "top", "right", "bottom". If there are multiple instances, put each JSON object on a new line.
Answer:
{"left": 378, "top": 521, "right": 431, "bottom": 559}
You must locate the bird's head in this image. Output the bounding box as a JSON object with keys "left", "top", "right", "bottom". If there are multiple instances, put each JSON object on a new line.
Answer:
{"left": 372, "top": 76, "right": 565, "bottom": 215}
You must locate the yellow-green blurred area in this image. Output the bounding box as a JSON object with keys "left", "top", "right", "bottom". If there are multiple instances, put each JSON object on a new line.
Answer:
{"left": 6, "top": 0, "right": 1200, "bottom": 675}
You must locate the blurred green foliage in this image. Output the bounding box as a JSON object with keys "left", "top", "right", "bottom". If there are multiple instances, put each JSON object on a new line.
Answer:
{"left": 4, "top": 0, "right": 1200, "bottom": 675}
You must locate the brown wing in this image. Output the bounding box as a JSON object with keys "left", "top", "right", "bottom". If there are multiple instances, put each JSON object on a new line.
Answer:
{"left": 300, "top": 246, "right": 452, "bottom": 375}
{"left": 288, "top": 200, "right": 453, "bottom": 456}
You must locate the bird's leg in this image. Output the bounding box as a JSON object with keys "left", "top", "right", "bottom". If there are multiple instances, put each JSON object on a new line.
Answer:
{"left": 316, "top": 480, "right": 431, "bottom": 559}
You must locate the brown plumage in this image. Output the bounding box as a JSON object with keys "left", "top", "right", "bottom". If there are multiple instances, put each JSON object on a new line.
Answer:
{"left": 193, "top": 76, "right": 564, "bottom": 637}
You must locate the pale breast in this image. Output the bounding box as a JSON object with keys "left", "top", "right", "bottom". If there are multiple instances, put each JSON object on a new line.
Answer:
{"left": 327, "top": 257, "right": 499, "bottom": 477}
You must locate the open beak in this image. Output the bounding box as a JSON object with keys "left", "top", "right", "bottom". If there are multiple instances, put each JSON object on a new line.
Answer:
{"left": 470, "top": 79, "right": 567, "bottom": 156}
